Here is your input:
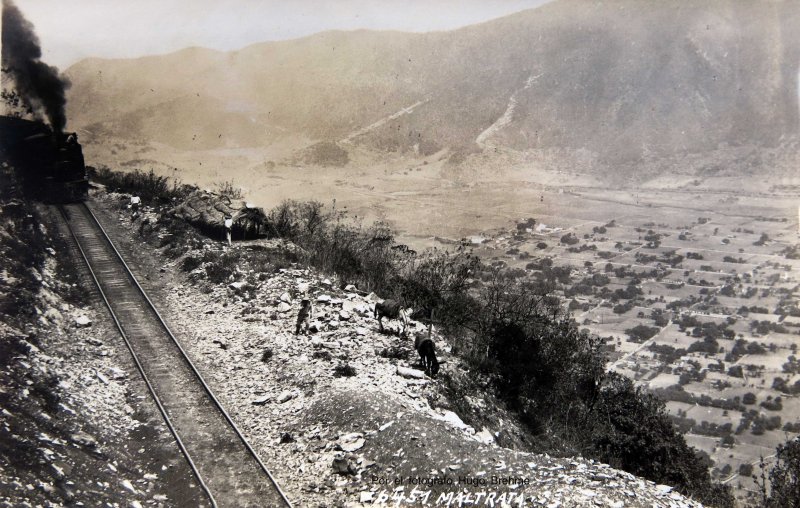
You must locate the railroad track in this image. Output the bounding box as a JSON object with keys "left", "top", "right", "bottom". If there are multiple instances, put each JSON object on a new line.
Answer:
{"left": 60, "top": 202, "right": 291, "bottom": 508}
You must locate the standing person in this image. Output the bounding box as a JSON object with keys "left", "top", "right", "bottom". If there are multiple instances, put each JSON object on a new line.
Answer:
{"left": 295, "top": 298, "right": 313, "bottom": 336}
{"left": 224, "top": 216, "right": 233, "bottom": 246}
{"left": 130, "top": 196, "right": 141, "bottom": 220}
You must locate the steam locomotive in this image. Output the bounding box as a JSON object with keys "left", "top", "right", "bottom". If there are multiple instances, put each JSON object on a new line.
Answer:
{"left": 0, "top": 116, "right": 89, "bottom": 203}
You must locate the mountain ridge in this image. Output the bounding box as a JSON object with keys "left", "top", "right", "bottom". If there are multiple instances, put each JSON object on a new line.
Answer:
{"left": 65, "top": 0, "right": 800, "bottom": 171}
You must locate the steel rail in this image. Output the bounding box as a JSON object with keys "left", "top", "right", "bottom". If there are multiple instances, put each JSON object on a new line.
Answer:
{"left": 61, "top": 201, "right": 292, "bottom": 507}
{"left": 59, "top": 204, "right": 217, "bottom": 507}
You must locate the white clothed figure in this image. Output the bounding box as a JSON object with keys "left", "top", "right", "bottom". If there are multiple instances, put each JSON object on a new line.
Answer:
{"left": 224, "top": 217, "right": 233, "bottom": 246}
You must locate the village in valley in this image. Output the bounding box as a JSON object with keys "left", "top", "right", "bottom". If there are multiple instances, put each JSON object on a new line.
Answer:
{"left": 457, "top": 185, "right": 800, "bottom": 498}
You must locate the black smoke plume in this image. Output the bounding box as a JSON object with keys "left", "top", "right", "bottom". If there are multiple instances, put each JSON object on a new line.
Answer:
{"left": 2, "top": 0, "right": 70, "bottom": 132}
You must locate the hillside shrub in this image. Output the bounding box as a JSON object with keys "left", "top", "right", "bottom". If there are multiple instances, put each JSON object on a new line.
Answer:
{"left": 92, "top": 166, "right": 197, "bottom": 203}
{"left": 587, "top": 374, "right": 734, "bottom": 508}
{"left": 474, "top": 275, "right": 605, "bottom": 434}
{"left": 764, "top": 438, "right": 800, "bottom": 507}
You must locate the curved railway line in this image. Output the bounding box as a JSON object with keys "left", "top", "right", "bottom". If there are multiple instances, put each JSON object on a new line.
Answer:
{"left": 60, "top": 201, "right": 292, "bottom": 508}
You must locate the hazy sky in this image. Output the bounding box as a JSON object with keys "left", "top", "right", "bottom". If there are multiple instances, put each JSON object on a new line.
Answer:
{"left": 13, "top": 0, "right": 552, "bottom": 70}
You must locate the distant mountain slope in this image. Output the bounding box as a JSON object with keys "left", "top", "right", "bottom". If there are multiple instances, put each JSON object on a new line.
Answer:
{"left": 65, "top": 0, "right": 800, "bottom": 164}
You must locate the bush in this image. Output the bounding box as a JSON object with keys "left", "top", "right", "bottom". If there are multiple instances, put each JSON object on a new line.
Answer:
{"left": 587, "top": 374, "right": 734, "bottom": 507}
{"left": 473, "top": 275, "right": 605, "bottom": 439}
{"left": 203, "top": 251, "right": 239, "bottom": 284}
{"left": 216, "top": 180, "right": 243, "bottom": 199}
{"left": 181, "top": 255, "right": 203, "bottom": 272}
{"left": 765, "top": 438, "right": 800, "bottom": 507}
{"left": 399, "top": 251, "right": 480, "bottom": 339}
{"left": 304, "top": 220, "right": 403, "bottom": 293}
{"left": 92, "top": 166, "right": 196, "bottom": 203}
{"left": 760, "top": 397, "right": 783, "bottom": 411}
{"left": 333, "top": 363, "right": 357, "bottom": 377}
{"left": 727, "top": 365, "right": 744, "bottom": 378}
{"left": 560, "top": 233, "right": 579, "bottom": 245}
{"left": 626, "top": 325, "right": 660, "bottom": 343}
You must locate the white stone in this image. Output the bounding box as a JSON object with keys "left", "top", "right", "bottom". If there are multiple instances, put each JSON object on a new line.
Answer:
{"left": 397, "top": 366, "right": 425, "bottom": 379}
{"left": 338, "top": 433, "right": 365, "bottom": 452}
{"left": 341, "top": 300, "right": 359, "bottom": 312}
{"left": 438, "top": 410, "right": 467, "bottom": 430}
{"left": 108, "top": 367, "right": 126, "bottom": 380}
{"left": 474, "top": 428, "right": 495, "bottom": 445}
{"left": 252, "top": 396, "right": 270, "bottom": 405}
{"left": 120, "top": 479, "right": 137, "bottom": 494}
{"left": 74, "top": 315, "right": 91, "bottom": 327}
{"left": 71, "top": 431, "right": 97, "bottom": 448}
{"left": 277, "top": 302, "right": 292, "bottom": 313}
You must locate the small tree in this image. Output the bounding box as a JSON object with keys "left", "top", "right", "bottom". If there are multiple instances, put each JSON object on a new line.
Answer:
{"left": 475, "top": 273, "right": 606, "bottom": 446}
{"left": 400, "top": 250, "right": 480, "bottom": 338}
{"left": 587, "top": 373, "right": 734, "bottom": 507}
{"left": 766, "top": 438, "right": 800, "bottom": 507}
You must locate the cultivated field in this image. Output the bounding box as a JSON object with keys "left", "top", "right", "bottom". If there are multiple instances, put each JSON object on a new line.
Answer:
{"left": 462, "top": 184, "right": 800, "bottom": 503}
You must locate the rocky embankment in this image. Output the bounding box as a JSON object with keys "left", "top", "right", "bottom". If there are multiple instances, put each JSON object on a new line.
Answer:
{"left": 85, "top": 190, "right": 709, "bottom": 508}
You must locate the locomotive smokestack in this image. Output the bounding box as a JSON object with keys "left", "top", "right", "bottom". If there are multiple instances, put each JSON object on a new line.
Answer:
{"left": 1, "top": 0, "right": 70, "bottom": 132}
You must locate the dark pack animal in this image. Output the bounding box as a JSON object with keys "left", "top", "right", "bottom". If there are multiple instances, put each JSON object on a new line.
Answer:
{"left": 374, "top": 299, "right": 408, "bottom": 336}
{"left": 414, "top": 333, "right": 439, "bottom": 378}
{"left": 295, "top": 299, "right": 313, "bottom": 335}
